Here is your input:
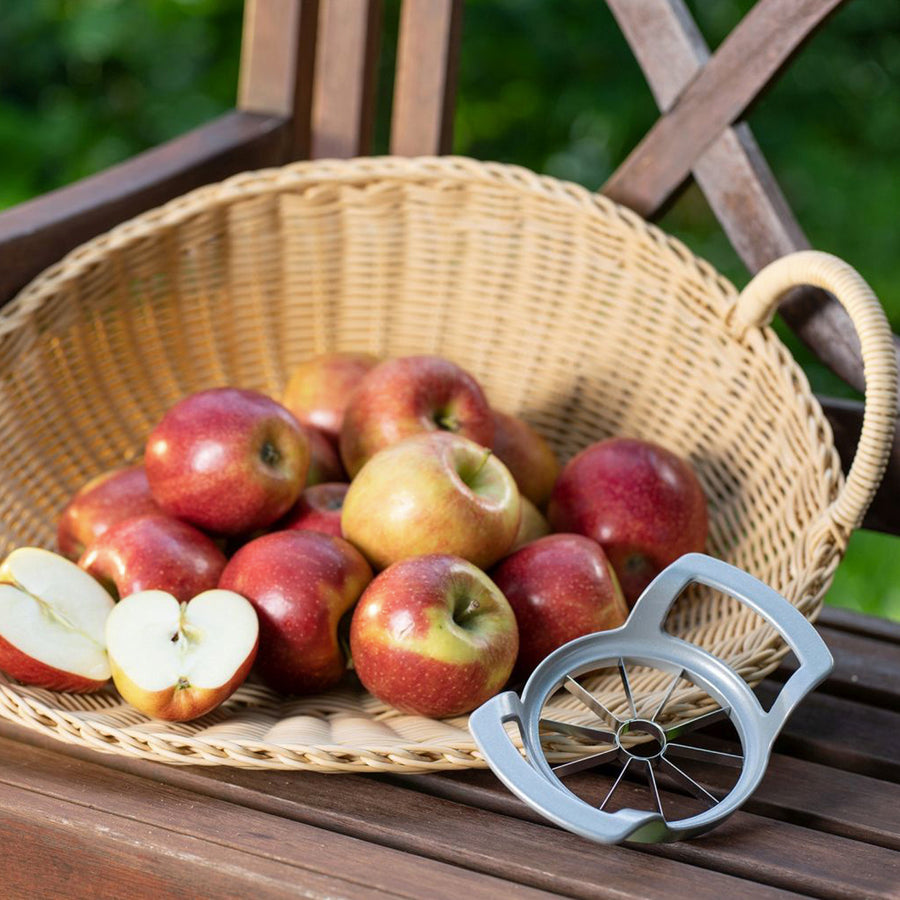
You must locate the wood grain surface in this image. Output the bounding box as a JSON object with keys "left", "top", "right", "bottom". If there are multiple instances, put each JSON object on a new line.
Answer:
{"left": 0, "top": 609, "right": 896, "bottom": 899}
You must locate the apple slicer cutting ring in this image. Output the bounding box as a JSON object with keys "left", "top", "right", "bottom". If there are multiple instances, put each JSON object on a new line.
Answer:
{"left": 470, "top": 553, "right": 834, "bottom": 844}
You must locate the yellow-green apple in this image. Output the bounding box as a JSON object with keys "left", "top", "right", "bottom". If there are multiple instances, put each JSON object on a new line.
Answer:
{"left": 491, "top": 410, "right": 560, "bottom": 508}
{"left": 145, "top": 387, "right": 310, "bottom": 535}
{"left": 105, "top": 589, "right": 258, "bottom": 721}
{"left": 511, "top": 496, "right": 551, "bottom": 551}
{"left": 491, "top": 534, "right": 628, "bottom": 681}
{"left": 342, "top": 432, "right": 521, "bottom": 571}
{"left": 339, "top": 355, "right": 495, "bottom": 477}
{"left": 350, "top": 554, "right": 518, "bottom": 717}
{"left": 219, "top": 530, "right": 372, "bottom": 694}
{"left": 57, "top": 465, "right": 161, "bottom": 560}
{"left": 282, "top": 352, "right": 379, "bottom": 444}
{"left": 281, "top": 483, "right": 348, "bottom": 538}
{"left": 548, "top": 438, "right": 708, "bottom": 606}
{"left": 79, "top": 514, "right": 227, "bottom": 602}
{"left": 0, "top": 548, "right": 115, "bottom": 692}
{"left": 302, "top": 424, "right": 346, "bottom": 485}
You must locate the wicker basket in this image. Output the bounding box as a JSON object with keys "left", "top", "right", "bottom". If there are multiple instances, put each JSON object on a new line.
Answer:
{"left": 0, "top": 157, "right": 895, "bottom": 772}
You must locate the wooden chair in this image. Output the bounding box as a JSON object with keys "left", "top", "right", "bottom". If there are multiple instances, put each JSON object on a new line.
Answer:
{"left": 1, "top": 0, "right": 896, "bottom": 533}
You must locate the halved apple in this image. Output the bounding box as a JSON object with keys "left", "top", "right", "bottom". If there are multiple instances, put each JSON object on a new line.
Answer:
{"left": 106, "top": 589, "right": 258, "bottom": 721}
{"left": 0, "top": 548, "right": 115, "bottom": 692}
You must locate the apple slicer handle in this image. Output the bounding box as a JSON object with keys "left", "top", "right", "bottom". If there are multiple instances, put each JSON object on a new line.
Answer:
{"left": 734, "top": 251, "right": 897, "bottom": 535}
{"left": 469, "top": 692, "right": 665, "bottom": 844}
{"left": 627, "top": 553, "right": 833, "bottom": 740}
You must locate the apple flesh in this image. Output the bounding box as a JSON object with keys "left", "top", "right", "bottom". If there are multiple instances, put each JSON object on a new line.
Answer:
{"left": 281, "top": 483, "right": 348, "bottom": 538}
{"left": 341, "top": 432, "right": 521, "bottom": 571}
{"left": 339, "top": 355, "right": 495, "bottom": 477}
{"left": 491, "top": 534, "right": 628, "bottom": 681}
{"left": 548, "top": 437, "right": 708, "bottom": 605}
{"left": 350, "top": 554, "right": 518, "bottom": 718}
{"left": 57, "top": 465, "right": 161, "bottom": 560}
{"left": 145, "top": 387, "right": 310, "bottom": 535}
{"left": 492, "top": 410, "right": 560, "bottom": 509}
{"left": 0, "top": 548, "right": 115, "bottom": 692}
{"left": 106, "top": 589, "right": 258, "bottom": 721}
{"left": 302, "top": 424, "right": 346, "bottom": 486}
{"left": 282, "top": 352, "right": 379, "bottom": 444}
{"left": 79, "top": 514, "right": 227, "bottom": 602}
{"left": 510, "top": 496, "right": 551, "bottom": 551}
{"left": 219, "top": 530, "right": 373, "bottom": 694}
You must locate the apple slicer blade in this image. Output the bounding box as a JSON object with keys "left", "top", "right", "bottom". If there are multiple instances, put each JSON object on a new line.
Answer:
{"left": 469, "top": 553, "right": 833, "bottom": 844}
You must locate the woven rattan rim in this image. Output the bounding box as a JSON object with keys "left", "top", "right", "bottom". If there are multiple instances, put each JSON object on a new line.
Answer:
{"left": 0, "top": 156, "right": 895, "bottom": 771}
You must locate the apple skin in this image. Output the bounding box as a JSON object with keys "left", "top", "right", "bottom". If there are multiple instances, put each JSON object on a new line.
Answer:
{"left": 510, "top": 496, "right": 551, "bottom": 551}
{"left": 281, "top": 482, "right": 348, "bottom": 538}
{"left": 57, "top": 465, "right": 162, "bottom": 560}
{"left": 79, "top": 514, "right": 228, "bottom": 602}
{"left": 492, "top": 411, "right": 560, "bottom": 509}
{"left": 109, "top": 654, "right": 255, "bottom": 722}
{"left": 350, "top": 554, "right": 518, "bottom": 718}
{"left": 341, "top": 432, "right": 521, "bottom": 571}
{"left": 145, "top": 387, "right": 310, "bottom": 535}
{"left": 491, "top": 534, "right": 628, "bottom": 681}
{"left": 0, "top": 635, "right": 107, "bottom": 693}
{"left": 302, "top": 425, "right": 346, "bottom": 485}
{"left": 339, "top": 355, "right": 495, "bottom": 477}
{"left": 283, "top": 352, "right": 380, "bottom": 444}
{"left": 548, "top": 438, "right": 708, "bottom": 605}
{"left": 219, "top": 530, "right": 373, "bottom": 694}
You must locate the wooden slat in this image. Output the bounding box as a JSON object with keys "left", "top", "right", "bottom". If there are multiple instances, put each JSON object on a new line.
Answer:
{"left": 603, "top": 0, "right": 847, "bottom": 217}
{"left": 0, "top": 733, "right": 560, "bottom": 900}
{"left": 0, "top": 722, "right": 800, "bottom": 900}
{"left": 776, "top": 624, "right": 900, "bottom": 709}
{"left": 238, "top": 0, "right": 320, "bottom": 160}
{"left": 390, "top": 0, "right": 464, "bottom": 155}
{"left": 411, "top": 768, "right": 900, "bottom": 899}
{"left": 0, "top": 111, "right": 289, "bottom": 308}
{"left": 760, "top": 681, "right": 900, "bottom": 782}
{"left": 311, "top": 0, "right": 382, "bottom": 158}
{"left": 819, "top": 604, "right": 900, "bottom": 645}
{"left": 0, "top": 779, "right": 381, "bottom": 900}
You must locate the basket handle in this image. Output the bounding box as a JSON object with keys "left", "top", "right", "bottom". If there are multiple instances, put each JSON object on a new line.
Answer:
{"left": 734, "top": 251, "right": 897, "bottom": 532}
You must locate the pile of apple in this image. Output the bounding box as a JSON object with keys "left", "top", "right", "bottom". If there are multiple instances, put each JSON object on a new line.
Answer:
{"left": 0, "top": 353, "right": 708, "bottom": 722}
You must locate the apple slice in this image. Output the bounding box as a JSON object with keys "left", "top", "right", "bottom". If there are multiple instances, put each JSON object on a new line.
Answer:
{"left": 106, "top": 589, "right": 258, "bottom": 721}
{"left": 0, "top": 548, "right": 115, "bottom": 692}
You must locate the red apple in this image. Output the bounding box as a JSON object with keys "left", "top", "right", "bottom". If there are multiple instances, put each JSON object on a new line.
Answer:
{"left": 339, "top": 355, "right": 495, "bottom": 477}
{"left": 302, "top": 424, "right": 346, "bottom": 485}
{"left": 350, "top": 554, "right": 518, "bottom": 718}
{"left": 281, "top": 483, "right": 348, "bottom": 538}
{"left": 492, "top": 410, "right": 560, "bottom": 508}
{"left": 548, "top": 438, "right": 708, "bottom": 605}
{"left": 106, "top": 588, "right": 258, "bottom": 721}
{"left": 57, "top": 465, "right": 161, "bottom": 560}
{"left": 145, "top": 387, "right": 309, "bottom": 535}
{"left": 491, "top": 534, "right": 628, "bottom": 681}
{"left": 511, "top": 496, "right": 551, "bottom": 551}
{"left": 282, "top": 352, "right": 379, "bottom": 444}
{"left": 0, "top": 548, "right": 115, "bottom": 692}
{"left": 79, "top": 514, "right": 227, "bottom": 602}
{"left": 219, "top": 530, "right": 372, "bottom": 694}
{"left": 341, "top": 432, "right": 521, "bottom": 571}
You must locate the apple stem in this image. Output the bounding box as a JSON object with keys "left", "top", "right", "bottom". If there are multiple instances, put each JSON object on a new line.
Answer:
{"left": 471, "top": 449, "right": 492, "bottom": 481}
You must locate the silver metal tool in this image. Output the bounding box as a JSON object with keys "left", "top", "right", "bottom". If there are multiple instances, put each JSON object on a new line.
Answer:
{"left": 469, "top": 553, "right": 833, "bottom": 844}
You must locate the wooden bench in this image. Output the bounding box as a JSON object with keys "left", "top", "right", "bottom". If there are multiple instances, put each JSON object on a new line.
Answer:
{"left": 1, "top": 1, "right": 897, "bottom": 896}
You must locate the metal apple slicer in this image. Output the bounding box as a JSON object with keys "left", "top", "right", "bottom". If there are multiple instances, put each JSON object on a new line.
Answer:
{"left": 469, "top": 553, "right": 833, "bottom": 844}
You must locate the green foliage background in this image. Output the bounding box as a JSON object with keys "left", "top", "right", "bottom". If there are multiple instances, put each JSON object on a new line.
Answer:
{"left": 1, "top": 0, "right": 898, "bottom": 618}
